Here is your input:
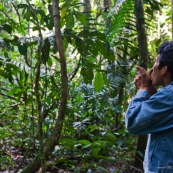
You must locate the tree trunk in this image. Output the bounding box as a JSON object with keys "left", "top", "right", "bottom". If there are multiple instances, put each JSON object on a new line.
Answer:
{"left": 21, "top": 0, "right": 68, "bottom": 172}
{"left": 135, "top": 0, "right": 148, "bottom": 69}
{"left": 134, "top": 0, "right": 148, "bottom": 170}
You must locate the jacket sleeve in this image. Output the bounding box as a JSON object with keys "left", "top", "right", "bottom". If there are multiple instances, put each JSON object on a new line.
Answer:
{"left": 125, "top": 87, "right": 173, "bottom": 135}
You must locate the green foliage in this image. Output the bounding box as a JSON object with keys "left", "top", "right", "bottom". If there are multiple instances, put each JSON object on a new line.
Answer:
{"left": 0, "top": 0, "right": 171, "bottom": 172}
{"left": 0, "top": 155, "right": 14, "bottom": 170}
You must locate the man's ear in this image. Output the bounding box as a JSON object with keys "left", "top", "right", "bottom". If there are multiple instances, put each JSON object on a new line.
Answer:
{"left": 161, "top": 66, "right": 168, "bottom": 75}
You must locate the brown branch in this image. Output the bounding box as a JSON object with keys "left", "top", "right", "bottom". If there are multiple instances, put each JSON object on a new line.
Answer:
{"left": 68, "top": 63, "right": 80, "bottom": 81}
{"left": 46, "top": 0, "right": 68, "bottom": 149}
{"left": 51, "top": 76, "right": 60, "bottom": 89}
{"left": 42, "top": 102, "right": 58, "bottom": 120}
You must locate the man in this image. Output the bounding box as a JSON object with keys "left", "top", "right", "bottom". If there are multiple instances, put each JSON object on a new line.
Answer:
{"left": 125, "top": 40, "right": 173, "bottom": 173}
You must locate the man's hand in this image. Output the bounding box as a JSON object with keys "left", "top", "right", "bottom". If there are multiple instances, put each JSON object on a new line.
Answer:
{"left": 134, "top": 66, "right": 151, "bottom": 89}
{"left": 134, "top": 66, "right": 157, "bottom": 96}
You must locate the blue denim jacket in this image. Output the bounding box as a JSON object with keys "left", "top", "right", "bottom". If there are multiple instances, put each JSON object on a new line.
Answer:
{"left": 125, "top": 81, "right": 173, "bottom": 173}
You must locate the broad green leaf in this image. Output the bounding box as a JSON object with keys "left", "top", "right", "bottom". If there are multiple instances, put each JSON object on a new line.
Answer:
{"left": 17, "top": 4, "right": 28, "bottom": 8}
{"left": 95, "top": 40, "right": 106, "bottom": 56}
{"left": 92, "top": 147, "right": 99, "bottom": 158}
{"left": 0, "top": 3, "right": 2, "bottom": 9}
{"left": 78, "top": 140, "right": 91, "bottom": 148}
{"left": 75, "top": 11, "right": 87, "bottom": 26}
{"left": 7, "top": 87, "right": 21, "bottom": 96}
{"left": 3, "top": 38, "right": 12, "bottom": 47}
{"left": 94, "top": 72, "right": 103, "bottom": 92}
{"left": 81, "top": 66, "right": 94, "bottom": 84}
{"left": 18, "top": 43, "right": 27, "bottom": 56}
{"left": 66, "top": 12, "right": 74, "bottom": 29}
{"left": 61, "top": 8, "right": 66, "bottom": 19}
{"left": 2, "top": 24, "right": 12, "bottom": 34}
{"left": 78, "top": 140, "right": 90, "bottom": 145}
{"left": 92, "top": 141, "right": 107, "bottom": 148}
{"left": 75, "top": 37, "right": 86, "bottom": 56}
{"left": 87, "top": 125, "right": 99, "bottom": 132}
{"left": 105, "top": 132, "right": 116, "bottom": 143}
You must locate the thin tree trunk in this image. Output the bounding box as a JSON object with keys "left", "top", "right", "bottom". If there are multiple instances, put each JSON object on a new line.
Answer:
{"left": 135, "top": 0, "right": 148, "bottom": 69}
{"left": 21, "top": 0, "right": 68, "bottom": 172}
{"left": 134, "top": 0, "right": 148, "bottom": 170}
{"left": 44, "top": 0, "right": 68, "bottom": 157}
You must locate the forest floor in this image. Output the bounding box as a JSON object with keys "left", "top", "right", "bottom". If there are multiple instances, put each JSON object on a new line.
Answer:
{"left": 0, "top": 145, "right": 143, "bottom": 173}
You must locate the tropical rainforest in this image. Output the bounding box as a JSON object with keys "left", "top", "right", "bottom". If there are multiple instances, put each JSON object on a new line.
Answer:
{"left": 0, "top": 0, "right": 172, "bottom": 172}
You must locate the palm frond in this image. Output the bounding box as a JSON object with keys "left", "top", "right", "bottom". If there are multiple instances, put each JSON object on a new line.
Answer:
{"left": 108, "top": 0, "right": 127, "bottom": 17}
{"left": 106, "top": 0, "right": 134, "bottom": 37}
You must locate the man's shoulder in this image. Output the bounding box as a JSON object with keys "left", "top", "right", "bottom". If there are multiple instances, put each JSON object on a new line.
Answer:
{"left": 164, "top": 82, "right": 173, "bottom": 92}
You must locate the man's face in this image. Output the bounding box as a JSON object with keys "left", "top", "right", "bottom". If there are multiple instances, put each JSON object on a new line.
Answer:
{"left": 150, "top": 55, "right": 164, "bottom": 86}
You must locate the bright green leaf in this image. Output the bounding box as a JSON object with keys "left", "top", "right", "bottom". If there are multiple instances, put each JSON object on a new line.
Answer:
{"left": 92, "top": 147, "right": 99, "bottom": 158}
{"left": 94, "top": 72, "right": 103, "bottom": 92}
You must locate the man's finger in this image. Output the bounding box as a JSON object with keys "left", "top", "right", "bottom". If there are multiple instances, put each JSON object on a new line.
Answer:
{"left": 136, "top": 66, "right": 147, "bottom": 75}
{"left": 136, "top": 66, "right": 144, "bottom": 71}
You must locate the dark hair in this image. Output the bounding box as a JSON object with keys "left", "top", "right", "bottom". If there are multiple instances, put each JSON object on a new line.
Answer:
{"left": 158, "top": 40, "right": 173, "bottom": 79}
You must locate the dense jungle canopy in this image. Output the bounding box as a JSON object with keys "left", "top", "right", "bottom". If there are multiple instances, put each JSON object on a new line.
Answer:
{"left": 0, "top": 0, "right": 172, "bottom": 172}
